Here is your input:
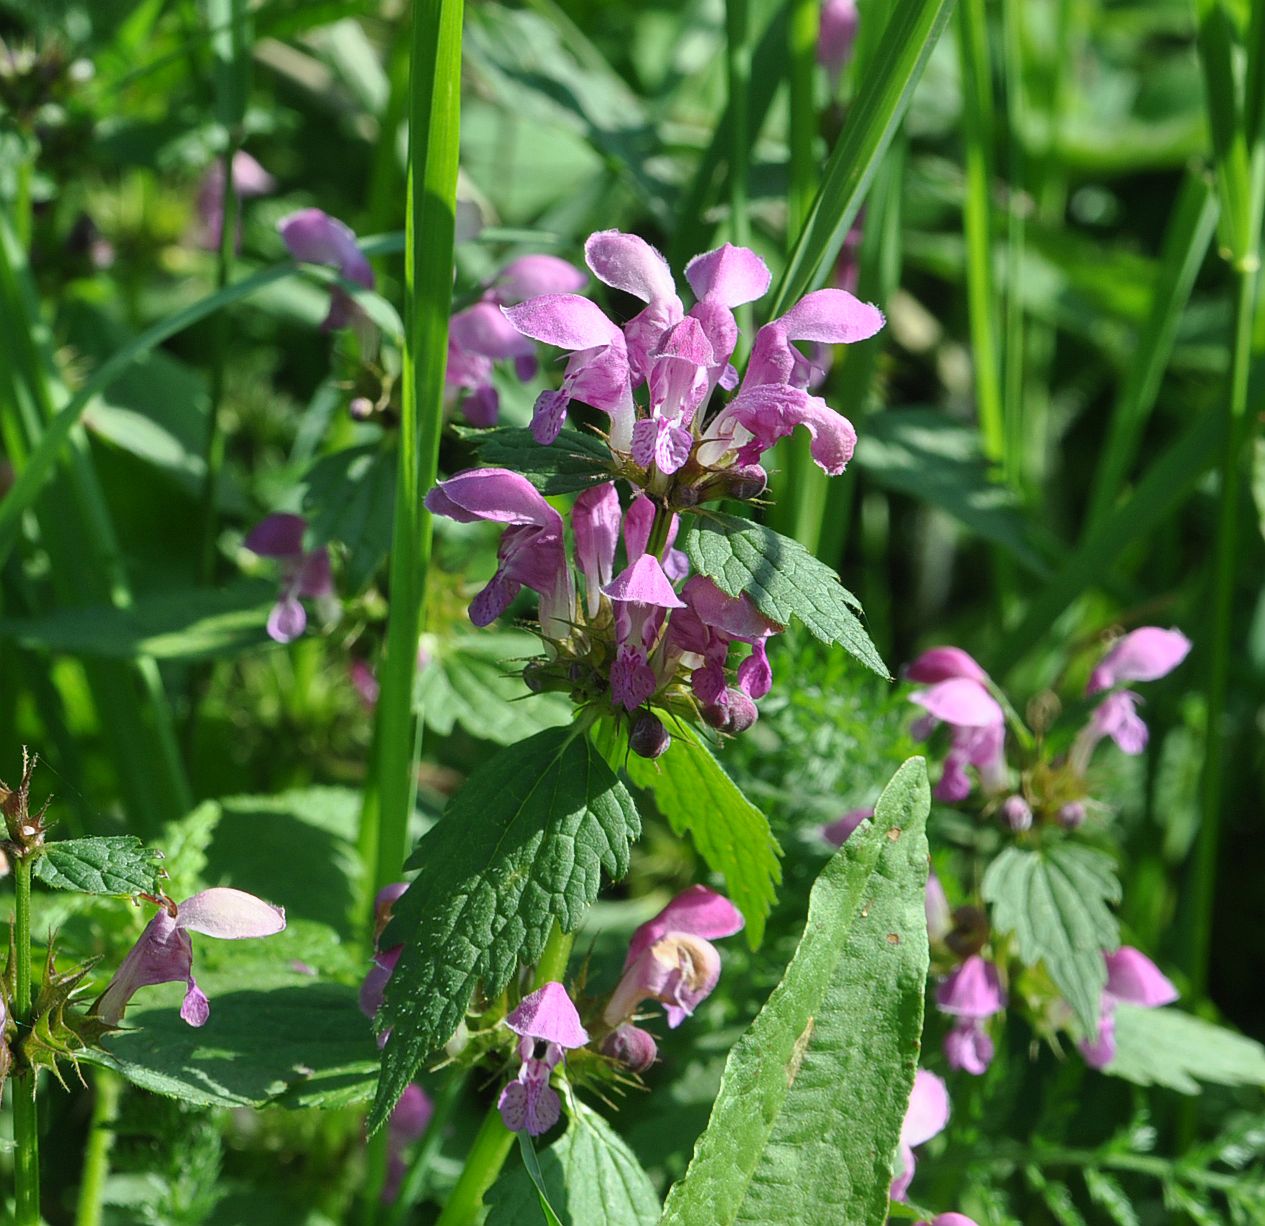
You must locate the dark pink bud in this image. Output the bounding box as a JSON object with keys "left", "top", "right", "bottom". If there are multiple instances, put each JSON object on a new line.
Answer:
{"left": 601, "top": 1023, "right": 658, "bottom": 1072}
{"left": 1057, "top": 801, "right": 1086, "bottom": 829}
{"left": 1000, "top": 795, "right": 1032, "bottom": 832}
{"left": 630, "top": 711, "right": 671, "bottom": 759}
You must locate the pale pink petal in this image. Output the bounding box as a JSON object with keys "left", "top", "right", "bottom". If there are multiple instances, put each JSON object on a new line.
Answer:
{"left": 604, "top": 554, "right": 686, "bottom": 608}
{"left": 936, "top": 956, "right": 1005, "bottom": 1019}
{"left": 505, "top": 981, "right": 589, "bottom": 1049}
{"left": 1104, "top": 947, "right": 1179, "bottom": 1008}
{"left": 176, "top": 888, "right": 286, "bottom": 939}
{"left": 495, "top": 254, "right": 586, "bottom": 301}
{"left": 943, "top": 1019, "right": 994, "bottom": 1075}
{"left": 684, "top": 243, "right": 771, "bottom": 307}
{"left": 1088, "top": 627, "right": 1191, "bottom": 694}
{"left": 910, "top": 679, "right": 1004, "bottom": 729}
{"left": 906, "top": 646, "right": 989, "bottom": 685}
{"left": 449, "top": 302, "right": 536, "bottom": 360}
{"left": 777, "top": 287, "right": 885, "bottom": 343}
{"left": 267, "top": 597, "right": 307, "bottom": 644}
{"left": 504, "top": 294, "right": 622, "bottom": 351}
{"left": 584, "top": 230, "right": 676, "bottom": 303}
{"left": 901, "top": 1069, "right": 950, "bottom": 1148}
{"left": 573, "top": 483, "right": 621, "bottom": 617}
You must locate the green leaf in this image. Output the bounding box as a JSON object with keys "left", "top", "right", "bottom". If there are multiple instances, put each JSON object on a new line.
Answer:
{"left": 85, "top": 969, "right": 378, "bottom": 1109}
{"left": 301, "top": 443, "right": 397, "bottom": 593}
{"left": 857, "top": 409, "right": 1051, "bottom": 573}
{"left": 370, "top": 726, "right": 640, "bottom": 1131}
{"left": 1106, "top": 1005, "right": 1265, "bottom": 1095}
{"left": 1084, "top": 1169, "right": 1141, "bottom": 1226}
{"left": 33, "top": 836, "right": 163, "bottom": 897}
{"left": 982, "top": 844, "right": 1121, "bottom": 1033}
{"left": 660, "top": 758, "right": 930, "bottom": 1226}
{"left": 0, "top": 581, "right": 275, "bottom": 661}
{"left": 608, "top": 722, "right": 781, "bottom": 949}
{"left": 680, "top": 510, "right": 889, "bottom": 678}
{"left": 457, "top": 425, "right": 613, "bottom": 494}
{"left": 416, "top": 632, "right": 572, "bottom": 746}
{"left": 487, "top": 1101, "right": 661, "bottom": 1226}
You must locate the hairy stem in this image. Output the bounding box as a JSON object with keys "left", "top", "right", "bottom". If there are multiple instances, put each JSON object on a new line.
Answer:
{"left": 13, "top": 853, "right": 40, "bottom": 1226}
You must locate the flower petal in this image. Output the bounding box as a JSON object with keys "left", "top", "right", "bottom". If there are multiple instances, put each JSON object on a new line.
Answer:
{"left": 1104, "top": 947, "right": 1179, "bottom": 1007}
{"left": 910, "top": 679, "right": 1003, "bottom": 729}
{"left": 901, "top": 1068, "right": 950, "bottom": 1149}
{"left": 176, "top": 888, "right": 287, "bottom": 939}
{"left": 425, "top": 468, "right": 562, "bottom": 531}
{"left": 777, "top": 287, "right": 885, "bottom": 343}
{"left": 604, "top": 554, "right": 686, "bottom": 608}
{"left": 245, "top": 513, "right": 306, "bottom": 559}
{"left": 1087, "top": 626, "right": 1191, "bottom": 693}
{"left": 905, "top": 646, "right": 989, "bottom": 685}
{"left": 624, "top": 885, "right": 744, "bottom": 970}
{"left": 584, "top": 230, "right": 677, "bottom": 303}
{"left": 684, "top": 243, "right": 771, "bottom": 307}
{"left": 503, "top": 294, "right": 622, "bottom": 351}
{"left": 504, "top": 981, "right": 589, "bottom": 1048}
{"left": 449, "top": 302, "right": 536, "bottom": 360}
{"left": 278, "top": 208, "right": 373, "bottom": 288}
{"left": 494, "top": 254, "right": 586, "bottom": 302}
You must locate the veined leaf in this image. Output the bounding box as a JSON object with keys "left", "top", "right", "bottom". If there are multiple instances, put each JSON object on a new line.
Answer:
{"left": 301, "top": 443, "right": 397, "bottom": 593}
{"left": 1107, "top": 1005, "right": 1265, "bottom": 1095}
{"left": 33, "top": 836, "right": 163, "bottom": 897}
{"left": 608, "top": 722, "right": 781, "bottom": 949}
{"left": 457, "top": 425, "right": 613, "bottom": 494}
{"left": 415, "top": 632, "right": 571, "bottom": 746}
{"left": 680, "top": 510, "right": 889, "bottom": 678}
{"left": 487, "top": 1102, "right": 660, "bottom": 1226}
{"left": 982, "top": 843, "right": 1121, "bottom": 1033}
{"left": 660, "top": 758, "right": 930, "bottom": 1226}
{"left": 370, "top": 726, "right": 640, "bottom": 1130}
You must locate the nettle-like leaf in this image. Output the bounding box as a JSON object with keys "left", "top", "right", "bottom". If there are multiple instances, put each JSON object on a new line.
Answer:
{"left": 679, "top": 510, "right": 890, "bottom": 678}
{"left": 486, "top": 1101, "right": 661, "bottom": 1226}
{"left": 33, "top": 836, "right": 164, "bottom": 897}
{"left": 982, "top": 843, "right": 1121, "bottom": 1033}
{"left": 609, "top": 722, "right": 781, "bottom": 948}
{"left": 660, "top": 757, "right": 930, "bottom": 1226}
{"left": 457, "top": 425, "right": 613, "bottom": 493}
{"left": 301, "top": 443, "right": 396, "bottom": 593}
{"left": 370, "top": 725, "right": 640, "bottom": 1130}
{"left": 1107, "top": 1005, "right": 1265, "bottom": 1095}
{"left": 415, "top": 631, "right": 572, "bottom": 745}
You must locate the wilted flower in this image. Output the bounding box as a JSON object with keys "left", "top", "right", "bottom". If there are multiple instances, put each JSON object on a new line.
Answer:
{"left": 95, "top": 889, "right": 285, "bottom": 1027}
{"left": 278, "top": 208, "right": 374, "bottom": 331}
{"left": 498, "top": 982, "right": 589, "bottom": 1136}
{"left": 603, "top": 886, "right": 743, "bottom": 1031}
{"left": 1079, "top": 946, "right": 1178, "bottom": 1070}
{"left": 195, "top": 150, "right": 275, "bottom": 251}
{"left": 892, "top": 1068, "right": 949, "bottom": 1201}
{"left": 244, "top": 514, "right": 333, "bottom": 644}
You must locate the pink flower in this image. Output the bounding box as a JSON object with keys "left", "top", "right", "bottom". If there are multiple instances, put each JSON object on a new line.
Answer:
{"left": 1087, "top": 627, "right": 1191, "bottom": 694}
{"left": 383, "top": 1083, "right": 433, "bottom": 1202}
{"left": 95, "top": 889, "right": 285, "bottom": 1027}
{"left": 817, "top": 0, "right": 859, "bottom": 88}
{"left": 937, "top": 955, "right": 1005, "bottom": 1075}
{"left": 821, "top": 807, "right": 872, "bottom": 846}
{"left": 892, "top": 1069, "right": 950, "bottom": 1201}
{"left": 917, "top": 1216, "right": 981, "bottom": 1226}
{"left": 572, "top": 483, "right": 622, "bottom": 618}
{"left": 425, "top": 469, "right": 574, "bottom": 637}
{"left": 244, "top": 514, "right": 333, "bottom": 644}
{"left": 604, "top": 886, "right": 743, "bottom": 1029}
{"left": 910, "top": 677, "right": 1007, "bottom": 802}
{"left": 925, "top": 873, "right": 952, "bottom": 945}
{"left": 1080, "top": 947, "right": 1178, "bottom": 1070}
{"left": 498, "top": 983, "right": 589, "bottom": 1136}
{"left": 278, "top": 208, "right": 374, "bottom": 331}
{"left": 195, "top": 150, "right": 275, "bottom": 251}
{"left": 906, "top": 646, "right": 990, "bottom": 685}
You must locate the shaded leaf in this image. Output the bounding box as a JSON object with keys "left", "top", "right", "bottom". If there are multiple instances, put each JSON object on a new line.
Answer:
{"left": 1107, "top": 1005, "right": 1265, "bottom": 1095}
{"left": 458, "top": 425, "right": 613, "bottom": 494}
{"left": 660, "top": 758, "right": 930, "bottom": 1226}
{"left": 34, "top": 836, "right": 163, "bottom": 897}
{"left": 301, "top": 443, "right": 397, "bottom": 593}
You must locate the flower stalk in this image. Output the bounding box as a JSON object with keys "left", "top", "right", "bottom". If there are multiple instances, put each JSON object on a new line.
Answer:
{"left": 13, "top": 851, "right": 40, "bottom": 1226}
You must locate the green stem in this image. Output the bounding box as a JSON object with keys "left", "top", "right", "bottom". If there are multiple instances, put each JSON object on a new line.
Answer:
{"left": 532, "top": 920, "right": 575, "bottom": 990}
{"left": 384, "top": 1071, "right": 469, "bottom": 1226}
{"left": 75, "top": 1068, "right": 121, "bottom": 1226}
{"left": 362, "top": 0, "right": 463, "bottom": 901}
{"left": 433, "top": 1101, "right": 517, "bottom": 1226}
{"left": 725, "top": 0, "right": 753, "bottom": 345}
{"left": 787, "top": 0, "right": 817, "bottom": 239}
{"left": 13, "top": 854, "right": 40, "bottom": 1226}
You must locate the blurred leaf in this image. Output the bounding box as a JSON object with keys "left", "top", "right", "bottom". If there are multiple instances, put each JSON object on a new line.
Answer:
{"left": 1107, "top": 1005, "right": 1265, "bottom": 1095}
{"left": 415, "top": 631, "right": 572, "bottom": 745}
{"left": 680, "top": 510, "right": 890, "bottom": 678}
{"left": 661, "top": 758, "right": 930, "bottom": 1226}
{"left": 86, "top": 969, "right": 378, "bottom": 1110}
{"left": 488, "top": 1103, "right": 660, "bottom": 1226}
{"left": 301, "top": 443, "right": 397, "bottom": 592}
{"left": 371, "top": 726, "right": 640, "bottom": 1130}
{"left": 858, "top": 409, "right": 1051, "bottom": 572}
{"left": 610, "top": 722, "right": 782, "bottom": 949}
{"left": 458, "top": 425, "right": 613, "bottom": 494}
{"left": 983, "top": 843, "right": 1121, "bottom": 1033}
{"left": 0, "top": 581, "right": 275, "bottom": 661}
{"left": 34, "top": 836, "right": 163, "bottom": 897}
{"left": 1084, "top": 1168, "right": 1141, "bottom": 1226}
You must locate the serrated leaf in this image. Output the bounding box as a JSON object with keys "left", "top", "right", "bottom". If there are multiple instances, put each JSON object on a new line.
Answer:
{"left": 487, "top": 1102, "right": 660, "bottom": 1226}
{"left": 371, "top": 726, "right": 640, "bottom": 1130}
{"left": 982, "top": 843, "right": 1121, "bottom": 1032}
{"left": 300, "top": 443, "right": 397, "bottom": 592}
{"left": 416, "top": 632, "right": 571, "bottom": 745}
{"left": 660, "top": 758, "right": 930, "bottom": 1226}
{"left": 679, "top": 510, "right": 890, "bottom": 678}
{"left": 33, "top": 836, "right": 163, "bottom": 897}
{"left": 0, "top": 581, "right": 275, "bottom": 660}
{"left": 458, "top": 426, "right": 613, "bottom": 494}
{"left": 1107, "top": 1005, "right": 1265, "bottom": 1095}
{"left": 608, "top": 722, "right": 781, "bottom": 949}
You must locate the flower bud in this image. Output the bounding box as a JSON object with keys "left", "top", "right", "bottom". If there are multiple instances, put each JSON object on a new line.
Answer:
{"left": 1000, "top": 795, "right": 1032, "bottom": 833}
{"left": 1057, "top": 801, "right": 1086, "bottom": 829}
{"left": 945, "top": 905, "right": 989, "bottom": 959}
{"left": 600, "top": 1023, "right": 658, "bottom": 1072}
{"left": 724, "top": 464, "right": 768, "bottom": 502}
{"left": 630, "top": 712, "right": 671, "bottom": 759}
{"left": 349, "top": 396, "right": 374, "bottom": 420}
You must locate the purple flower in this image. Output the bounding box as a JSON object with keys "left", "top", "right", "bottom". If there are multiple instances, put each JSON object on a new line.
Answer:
{"left": 1000, "top": 794, "right": 1033, "bottom": 832}
{"left": 909, "top": 677, "right": 1007, "bottom": 802}
{"left": 1087, "top": 626, "right": 1191, "bottom": 694}
{"left": 917, "top": 1217, "right": 981, "bottom": 1226}
{"left": 95, "top": 889, "right": 285, "bottom": 1027}
{"left": 821, "top": 806, "right": 872, "bottom": 846}
{"left": 278, "top": 208, "right": 375, "bottom": 331}
{"left": 604, "top": 886, "right": 743, "bottom": 1029}
{"left": 684, "top": 242, "right": 772, "bottom": 395}
{"left": 498, "top": 982, "right": 589, "bottom": 1136}
{"left": 937, "top": 955, "right": 1005, "bottom": 1075}
{"left": 817, "top": 0, "right": 859, "bottom": 88}
{"left": 425, "top": 469, "right": 574, "bottom": 637}
{"left": 244, "top": 514, "right": 333, "bottom": 644}
{"left": 604, "top": 552, "right": 686, "bottom": 710}
{"left": 383, "top": 1083, "right": 433, "bottom": 1203}
{"left": 572, "top": 483, "right": 622, "bottom": 618}
{"left": 195, "top": 150, "right": 275, "bottom": 251}
{"left": 906, "top": 646, "right": 990, "bottom": 685}
{"left": 1080, "top": 947, "right": 1178, "bottom": 1070}
{"left": 493, "top": 254, "right": 588, "bottom": 302}
{"left": 892, "top": 1069, "right": 950, "bottom": 1201}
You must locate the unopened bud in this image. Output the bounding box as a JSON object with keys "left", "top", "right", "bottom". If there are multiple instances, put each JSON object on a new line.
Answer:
{"left": 630, "top": 712, "right": 671, "bottom": 759}
{"left": 700, "top": 690, "right": 759, "bottom": 735}
{"left": 1057, "top": 801, "right": 1086, "bottom": 829}
{"left": 601, "top": 1023, "right": 658, "bottom": 1073}
{"left": 946, "top": 904, "right": 989, "bottom": 959}
{"left": 1001, "top": 795, "right": 1032, "bottom": 833}
{"left": 724, "top": 464, "right": 768, "bottom": 502}
{"left": 349, "top": 396, "right": 374, "bottom": 420}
